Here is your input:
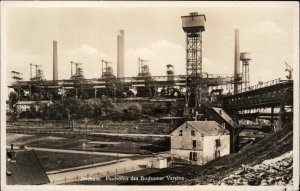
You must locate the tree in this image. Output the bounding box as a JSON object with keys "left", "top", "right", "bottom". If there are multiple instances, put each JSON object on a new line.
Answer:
{"left": 8, "top": 91, "right": 19, "bottom": 111}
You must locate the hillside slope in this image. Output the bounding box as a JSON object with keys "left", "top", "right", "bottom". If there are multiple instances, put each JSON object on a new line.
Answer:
{"left": 145, "top": 123, "right": 293, "bottom": 185}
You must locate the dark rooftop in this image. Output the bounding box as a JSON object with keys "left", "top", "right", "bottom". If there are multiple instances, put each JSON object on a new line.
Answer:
{"left": 6, "top": 149, "right": 50, "bottom": 185}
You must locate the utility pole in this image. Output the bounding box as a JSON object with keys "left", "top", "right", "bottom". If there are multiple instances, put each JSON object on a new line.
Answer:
{"left": 94, "top": 89, "right": 98, "bottom": 98}
{"left": 30, "top": 63, "right": 32, "bottom": 79}
{"left": 101, "top": 59, "right": 104, "bottom": 77}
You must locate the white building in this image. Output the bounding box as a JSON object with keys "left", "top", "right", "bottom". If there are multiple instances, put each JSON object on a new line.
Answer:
{"left": 15, "top": 101, "right": 52, "bottom": 113}
{"left": 152, "top": 157, "right": 168, "bottom": 169}
{"left": 170, "top": 121, "right": 230, "bottom": 165}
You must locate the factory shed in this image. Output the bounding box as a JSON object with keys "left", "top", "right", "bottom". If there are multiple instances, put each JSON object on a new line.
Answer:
{"left": 6, "top": 148, "right": 50, "bottom": 185}
{"left": 170, "top": 121, "right": 230, "bottom": 165}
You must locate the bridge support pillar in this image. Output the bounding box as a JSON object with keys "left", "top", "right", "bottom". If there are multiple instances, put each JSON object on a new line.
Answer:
{"left": 233, "top": 110, "right": 239, "bottom": 125}
{"left": 232, "top": 129, "right": 240, "bottom": 153}
{"left": 271, "top": 106, "right": 274, "bottom": 125}
{"left": 277, "top": 101, "right": 285, "bottom": 130}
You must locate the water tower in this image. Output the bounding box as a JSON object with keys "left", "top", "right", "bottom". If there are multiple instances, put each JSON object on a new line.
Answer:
{"left": 240, "top": 52, "right": 251, "bottom": 89}
{"left": 181, "top": 12, "right": 206, "bottom": 114}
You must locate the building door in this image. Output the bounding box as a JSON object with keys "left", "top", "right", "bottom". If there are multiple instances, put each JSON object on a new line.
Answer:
{"left": 215, "top": 150, "right": 220, "bottom": 158}
{"left": 189, "top": 152, "right": 197, "bottom": 161}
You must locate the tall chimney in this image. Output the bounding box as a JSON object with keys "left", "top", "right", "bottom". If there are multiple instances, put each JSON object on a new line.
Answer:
{"left": 53, "top": 41, "right": 58, "bottom": 82}
{"left": 120, "top": 30, "right": 125, "bottom": 78}
{"left": 117, "top": 30, "right": 125, "bottom": 78}
{"left": 117, "top": 34, "right": 121, "bottom": 78}
{"left": 234, "top": 29, "right": 240, "bottom": 94}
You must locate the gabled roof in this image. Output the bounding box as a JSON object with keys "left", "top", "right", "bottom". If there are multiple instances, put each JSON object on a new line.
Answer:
{"left": 6, "top": 149, "right": 50, "bottom": 185}
{"left": 187, "top": 121, "right": 229, "bottom": 136}
{"left": 171, "top": 121, "right": 229, "bottom": 136}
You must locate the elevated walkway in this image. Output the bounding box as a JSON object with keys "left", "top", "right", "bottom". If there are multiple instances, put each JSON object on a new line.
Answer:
{"left": 208, "top": 107, "right": 239, "bottom": 153}
{"left": 223, "top": 79, "right": 293, "bottom": 110}
{"left": 209, "top": 107, "right": 239, "bottom": 130}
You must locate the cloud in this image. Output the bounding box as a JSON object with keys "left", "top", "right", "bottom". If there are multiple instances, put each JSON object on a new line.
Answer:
{"left": 125, "top": 40, "right": 185, "bottom": 77}
{"left": 253, "top": 21, "right": 286, "bottom": 37}
{"left": 6, "top": 50, "right": 41, "bottom": 85}
{"left": 60, "top": 44, "right": 109, "bottom": 79}
{"left": 124, "top": 40, "right": 227, "bottom": 79}
{"left": 78, "top": 44, "right": 98, "bottom": 55}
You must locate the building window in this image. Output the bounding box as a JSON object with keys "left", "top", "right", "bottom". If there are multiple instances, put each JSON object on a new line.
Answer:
{"left": 192, "top": 140, "right": 196, "bottom": 148}
{"left": 179, "top": 130, "right": 183, "bottom": 136}
{"left": 191, "top": 130, "right": 195, "bottom": 136}
{"left": 215, "top": 150, "right": 221, "bottom": 158}
{"left": 189, "top": 152, "right": 197, "bottom": 161}
{"left": 215, "top": 139, "right": 221, "bottom": 147}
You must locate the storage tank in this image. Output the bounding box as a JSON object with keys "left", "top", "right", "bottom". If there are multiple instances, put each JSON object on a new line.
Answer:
{"left": 240, "top": 52, "right": 251, "bottom": 90}
{"left": 181, "top": 12, "right": 206, "bottom": 32}
{"left": 240, "top": 52, "right": 251, "bottom": 61}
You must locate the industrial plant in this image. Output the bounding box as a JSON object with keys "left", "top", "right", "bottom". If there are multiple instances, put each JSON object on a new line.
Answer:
{"left": 8, "top": 12, "right": 293, "bottom": 128}
{"left": 6, "top": 11, "right": 294, "bottom": 186}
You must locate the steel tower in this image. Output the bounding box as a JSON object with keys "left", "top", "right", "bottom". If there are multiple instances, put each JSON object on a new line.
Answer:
{"left": 181, "top": 12, "right": 206, "bottom": 115}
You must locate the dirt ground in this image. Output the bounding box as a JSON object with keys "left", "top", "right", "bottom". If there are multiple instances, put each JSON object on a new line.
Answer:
{"left": 6, "top": 133, "right": 167, "bottom": 154}
{"left": 35, "top": 151, "right": 118, "bottom": 171}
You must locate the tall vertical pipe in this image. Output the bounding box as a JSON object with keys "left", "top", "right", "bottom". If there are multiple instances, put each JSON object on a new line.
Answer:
{"left": 117, "top": 30, "right": 125, "bottom": 78}
{"left": 234, "top": 29, "right": 240, "bottom": 94}
{"left": 53, "top": 41, "right": 58, "bottom": 82}
{"left": 117, "top": 34, "right": 121, "bottom": 78}
{"left": 120, "top": 30, "right": 125, "bottom": 78}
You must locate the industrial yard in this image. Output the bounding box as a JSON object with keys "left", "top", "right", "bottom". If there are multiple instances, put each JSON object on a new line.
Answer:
{"left": 3, "top": 3, "right": 298, "bottom": 190}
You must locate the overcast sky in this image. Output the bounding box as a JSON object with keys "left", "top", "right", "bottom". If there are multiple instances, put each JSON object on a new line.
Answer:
{"left": 3, "top": 2, "right": 298, "bottom": 86}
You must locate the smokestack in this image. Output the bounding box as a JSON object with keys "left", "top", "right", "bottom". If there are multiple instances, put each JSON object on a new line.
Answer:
{"left": 53, "top": 41, "right": 58, "bottom": 82}
{"left": 120, "top": 30, "right": 125, "bottom": 78}
{"left": 117, "top": 34, "right": 121, "bottom": 78}
{"left": 234, "top": 29, "right": 240, "bottom": 94}
{"left": 117, "top": 30, "right": 125, "bottom": 78}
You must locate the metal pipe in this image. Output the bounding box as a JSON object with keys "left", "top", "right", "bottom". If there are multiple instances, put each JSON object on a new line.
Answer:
{"left": 71, "top": 62, "right": 73, "bottom": 77}
{"left": 234, "top": 29, "right": 240, "bottom": 94}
